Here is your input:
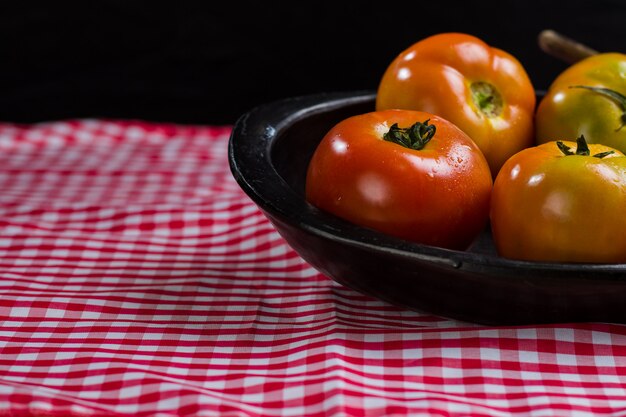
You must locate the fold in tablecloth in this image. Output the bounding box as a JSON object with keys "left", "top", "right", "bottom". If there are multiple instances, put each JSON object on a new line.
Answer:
{"left": 0, "top": 120, "right": 625, "bottom": 417}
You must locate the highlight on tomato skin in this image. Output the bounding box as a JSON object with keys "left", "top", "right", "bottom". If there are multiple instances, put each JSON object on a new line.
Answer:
{"left": 376, "top": 32, "right": 536, "bottom": 178}
{"left": 305, "top": 109, "right": 493, "bottom": 251}
{"left": 490, "top": 135, "right": 626, "bottom": 263}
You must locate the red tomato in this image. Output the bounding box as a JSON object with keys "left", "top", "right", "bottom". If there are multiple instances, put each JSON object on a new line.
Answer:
{"left": 305, "top": 109, "right": 493, "bottom": 250}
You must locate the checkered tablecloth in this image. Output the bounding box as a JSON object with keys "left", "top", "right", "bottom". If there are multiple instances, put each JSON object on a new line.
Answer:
{"left": 0, "top": 119, "right": 625, "bottom": 417}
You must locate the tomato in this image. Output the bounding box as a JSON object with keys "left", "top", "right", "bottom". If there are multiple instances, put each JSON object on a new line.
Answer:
{"left": 376, "top": 33, "right": 536, "bottom": 177}
{"left": 305, "top": 109, "right": 492, "bottom": 250}
{"left": 536, "top": 53, "right": 626, "bottom": 152}
{"left": 491, "top": 136, "right": 626, "bottom": 263}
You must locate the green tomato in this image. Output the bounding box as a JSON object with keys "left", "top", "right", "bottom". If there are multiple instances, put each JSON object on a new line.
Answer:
{"left": 536, "top": 53, "right": 626, "bottom": 151}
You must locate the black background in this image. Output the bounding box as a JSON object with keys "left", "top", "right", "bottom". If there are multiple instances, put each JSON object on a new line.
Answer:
{"left": 1, "top": 1, "right": 624, "bottom": 125}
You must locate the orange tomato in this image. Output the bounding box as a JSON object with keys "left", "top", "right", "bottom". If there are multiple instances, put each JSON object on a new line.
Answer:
{"left": 376, "top": 33, "right": 535, "bottom": 177}
{"left": 305, "top": 109, "right": 492, "bottom": 250}
{"left": 491, "top": 136, "right": 626, "bottom": 263}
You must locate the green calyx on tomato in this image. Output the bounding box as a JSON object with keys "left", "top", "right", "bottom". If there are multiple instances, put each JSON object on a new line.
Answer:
{"left": 383, "top": 120, "right": 436, "bottom": 150}
{"left": 556, "top": 135, "right": 615, "bottom": 159}
{"left": 569, "top": 85, "right": 626, "bottom": 132}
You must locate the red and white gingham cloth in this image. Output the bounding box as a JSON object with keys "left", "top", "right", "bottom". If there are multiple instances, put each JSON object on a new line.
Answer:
{"left": 0, "top": 119, "right": 625, "bottom": 417}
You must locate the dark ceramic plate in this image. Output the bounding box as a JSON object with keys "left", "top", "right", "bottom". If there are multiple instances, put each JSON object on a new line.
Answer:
{"left": 228, "top": 91, "right": 626, "bottom": 325}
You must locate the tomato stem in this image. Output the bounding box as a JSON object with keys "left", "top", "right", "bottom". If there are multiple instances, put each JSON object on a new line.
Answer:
{"left": 556, "top": 135, "right": 615, "bottom": 158}
{"left": 383, "top": 120, "right": 436, "bottom": 150}
{"left": 569, "top": 85, "right": 626, "bottom": 132}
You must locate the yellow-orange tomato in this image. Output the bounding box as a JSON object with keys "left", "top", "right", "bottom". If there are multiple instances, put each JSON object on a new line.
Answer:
{"left": 306, "top": 109, "right": 492, "bottom": 250}
{"left": 536, "top": 53, "right": 626, "bottom": 152}
{"left": 376, "top": 33, "right": 536, "bottom": 177}
{"left": 491, "top": 136, "right": 626, "bottom": 263}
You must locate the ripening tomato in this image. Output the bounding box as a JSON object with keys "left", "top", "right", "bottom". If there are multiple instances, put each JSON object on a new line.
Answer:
{"left": 376, "top": 33, "right": 536, "bottom": 177}
{"left": 305, "top": 109, "right": 492, "bottom": 250}
{"left": 536, "top": 53, "right": 626, "bottom": 152}
{"left": 491, "top": 136, "right": 626, "bottom": 263}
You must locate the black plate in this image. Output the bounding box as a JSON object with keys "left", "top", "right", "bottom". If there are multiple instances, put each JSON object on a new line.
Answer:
{"left": 228, "top": 91, "right": 626, "bottom": 325}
